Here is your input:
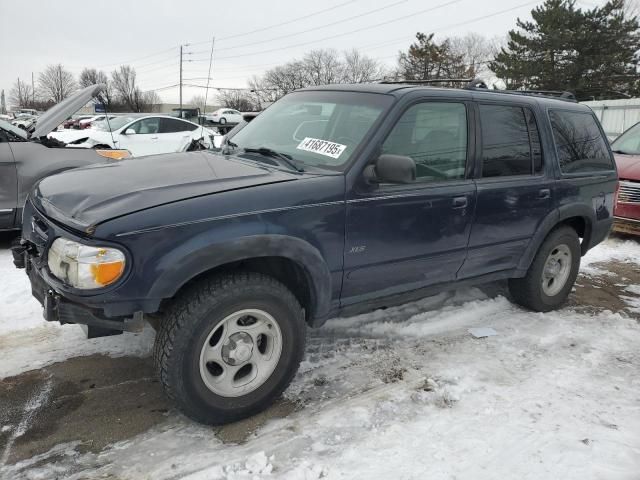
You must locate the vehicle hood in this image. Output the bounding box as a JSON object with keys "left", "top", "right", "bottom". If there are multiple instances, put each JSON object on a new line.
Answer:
{"left": 33, "top": 151, "right": 297, "bottom": 231}
{"left": 615, "top": 153, "right": 640, "bottom": 180}
{"left": 0, "top": 118, "right": 28, "bottom": 139}
{"left": 31, "top": 84, "right": 105, "bottom": 139}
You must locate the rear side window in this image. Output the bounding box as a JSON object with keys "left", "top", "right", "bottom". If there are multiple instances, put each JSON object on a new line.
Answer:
{"left": 160, "top": 118, "right": 198, "bottom": 133}
{"left": 479, "top": 105, "right": 543, "bottom": 177}
{"left": 549, "top": 110, "right": 613, "bottom": 173}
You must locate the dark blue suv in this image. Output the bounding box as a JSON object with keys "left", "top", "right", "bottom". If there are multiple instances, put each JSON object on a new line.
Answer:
{"left": 15, "top": 82, "right": 617, "bottom": 424}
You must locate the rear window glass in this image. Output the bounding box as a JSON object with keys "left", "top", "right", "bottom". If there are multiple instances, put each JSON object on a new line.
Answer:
{"left": 549, "top": 110, "right": 613, "bottom": 173}
{"left": 479, "top": 104, "right": 542, "bottom": 177}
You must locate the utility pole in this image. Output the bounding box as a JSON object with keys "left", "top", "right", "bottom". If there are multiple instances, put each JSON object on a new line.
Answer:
{"left": 179, "top": 45, "right": 183, "bottom": 116}
{"left": 31, "top": 72, "right": 35, "bottom": 107}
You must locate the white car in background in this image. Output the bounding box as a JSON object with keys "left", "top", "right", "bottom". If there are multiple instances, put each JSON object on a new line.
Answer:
{"left": 77, "top": 114, "right": 117, "bottom": 129}
{"left": 204, "top": 108, "right": 243, "bottom": 125}
{"left": 49, "top": 115, "right": 220, "bottom": 157}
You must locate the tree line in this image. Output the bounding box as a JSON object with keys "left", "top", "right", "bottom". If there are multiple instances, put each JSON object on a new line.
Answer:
{"left": 8, "top": 64, "right": 161, "bottom": 113}
{"left": 8, "top": 0, "right": 640, "bottom": 113}
{"left": 227, "top": 0, "right": 640, "bottom": 108}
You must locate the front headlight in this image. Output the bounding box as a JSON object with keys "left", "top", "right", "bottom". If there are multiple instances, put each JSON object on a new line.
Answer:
{"left": 48, "top": 238, "right": 126, "bottom": 289}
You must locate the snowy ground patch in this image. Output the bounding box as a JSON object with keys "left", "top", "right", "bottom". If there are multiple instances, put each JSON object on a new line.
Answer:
{"left": 0, "top": 236, "right": 639, "bottom": 479}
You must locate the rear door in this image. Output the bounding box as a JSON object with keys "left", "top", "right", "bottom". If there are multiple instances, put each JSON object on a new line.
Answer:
{"left": 343, "top": 100, "right": 477, "bottom": 303}
{"left": 159, "top": 118, "right": 198, "bottom": 152}
{"left": 459, "top": 102, "right": 553, "bottom": 278}
{"left": 0, "top": 131, "right": 18, "bottom": 229}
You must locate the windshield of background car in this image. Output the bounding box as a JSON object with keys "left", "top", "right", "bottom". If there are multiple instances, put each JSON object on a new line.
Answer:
{"left": 94, "top": 116, "right": 135, "bottom": 131}
{"left": 228, "top": 91, "right": 393, "bottom": 170}
{"left": 611, "top": 122, "right": 640, "bottom": 154}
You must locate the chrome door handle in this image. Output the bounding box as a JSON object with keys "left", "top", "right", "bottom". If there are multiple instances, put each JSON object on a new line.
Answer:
{"left": 538, "top": 188, "right": 551, "bottom": 199}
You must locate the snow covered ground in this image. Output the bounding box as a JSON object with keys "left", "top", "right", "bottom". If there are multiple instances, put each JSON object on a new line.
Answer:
{"left": 1, "top": 237, "right": 640, "bottom": 479}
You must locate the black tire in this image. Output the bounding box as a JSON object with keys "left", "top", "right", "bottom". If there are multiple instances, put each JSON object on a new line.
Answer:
{"left": 153, "top": 272, "right": 306, "bottom": 424}
{"left": 219, "top": 117, "right": 227, "bottom": 125}
{"left": 509, "top": 226, "right": 581, "bottom": 312}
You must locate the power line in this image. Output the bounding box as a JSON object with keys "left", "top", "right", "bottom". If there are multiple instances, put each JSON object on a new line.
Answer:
{"left": 189, "top": 0, "right": 408, "bottom": 55}
{"left": 188, "top": 0, "right": 358, "bottom": 46}
{"left": 212, "top": 0, "right": 462, "bottom": 61}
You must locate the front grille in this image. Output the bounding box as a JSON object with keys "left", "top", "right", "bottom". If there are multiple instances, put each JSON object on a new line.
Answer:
{"left": 618, "top": 181, "right": 640, "bottom": 204}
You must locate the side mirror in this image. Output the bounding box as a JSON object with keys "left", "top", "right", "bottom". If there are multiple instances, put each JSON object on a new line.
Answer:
{"left": 123, "top": 128, "right": 136, "bottom": 135}
{"left": 366, "top": 154, "right": 416, "bottom": 184}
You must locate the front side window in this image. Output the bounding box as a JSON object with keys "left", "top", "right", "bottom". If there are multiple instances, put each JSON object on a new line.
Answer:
{"left": 479, "top": 104, "right": 542, "bottom": 177}
{"left": 229, "top": 91, "right": 393, "bottom": 170}
{"left": 128, "top": 117, "right": 160, "bottom": 134}
{"left": 549, "top": 110, "right": 613, "bottom": 173}
{"left": 382, "top": 102, "right": 468, "bottom": 182}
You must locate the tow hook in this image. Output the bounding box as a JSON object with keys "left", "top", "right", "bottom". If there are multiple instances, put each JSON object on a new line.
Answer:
{"left": 10, "top": 238, "right": 29, "bottom": 269}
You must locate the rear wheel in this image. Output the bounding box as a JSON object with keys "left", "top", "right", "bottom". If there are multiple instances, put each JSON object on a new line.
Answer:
{"left": 153, "top": 272, "right": 306, "bottom": 424}
{"left": 509, "top": 226, "right": 581, "bottom": 312}
{"left": 219, "top": 117, "right": 227, "bottom": 125}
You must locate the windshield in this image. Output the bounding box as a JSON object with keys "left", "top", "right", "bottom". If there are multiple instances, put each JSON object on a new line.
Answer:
{"left": 94, "top": 116, "right": 135, "bottom": 131}
{"left": 228, "top": 91, "right": 393, "bottom": 170}
{"left": 611, "top": 122, "right": 640, "bottom": 154}
{"left": 0, "top": 119, "right": 28, "bottom": 139}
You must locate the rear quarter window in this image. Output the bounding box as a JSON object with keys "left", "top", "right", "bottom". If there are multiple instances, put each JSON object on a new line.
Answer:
{"left": 549, "top": 110, "right": 613, "bottom": 174}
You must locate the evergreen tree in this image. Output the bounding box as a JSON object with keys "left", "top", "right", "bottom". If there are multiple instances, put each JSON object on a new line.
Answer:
{"left": 398, "top": 33, "right": 467, "bottom": 82}
{"left": 491, "top": 0, "right": 640, "bottom": 100}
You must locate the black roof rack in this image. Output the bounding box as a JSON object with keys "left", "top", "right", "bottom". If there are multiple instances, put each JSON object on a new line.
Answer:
{"left": 378, "top": 77, "right": 577, "bottom": 102}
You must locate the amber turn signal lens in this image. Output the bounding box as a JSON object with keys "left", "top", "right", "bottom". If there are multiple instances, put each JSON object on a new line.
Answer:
{"left": 90, "top": 261, "right": 125, "bottom": 286}
{"left": 96, "top": 149, "right": 131, "bottom": 160}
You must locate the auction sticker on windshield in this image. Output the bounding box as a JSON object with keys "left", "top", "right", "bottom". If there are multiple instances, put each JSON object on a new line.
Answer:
{"left": 297, "top": 137, "right": 347, "bottom": 159}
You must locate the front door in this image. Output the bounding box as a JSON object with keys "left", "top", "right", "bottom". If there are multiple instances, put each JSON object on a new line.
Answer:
{"left": 0, "top": 139, "right": 18, "bottom": 229}
{"left": 117, "top": 117, "right": 162, "bottom": 156}
{"left": 459, "top": 102, "right": 554, "bottom": 278}
{"left": 342, "top": 101, "right": 476, "bottom": 304}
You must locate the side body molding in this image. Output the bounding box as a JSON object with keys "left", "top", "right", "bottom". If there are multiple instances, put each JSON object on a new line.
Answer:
{"left": 147, "top": 234, "right": 333, "bottom": 320}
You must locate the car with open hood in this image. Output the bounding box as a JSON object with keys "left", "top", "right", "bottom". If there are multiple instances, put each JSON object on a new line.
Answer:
{"left": 51, "top": 114, "right": 220, "bottom": 156}
{"left": 15, "top": 81, "right": 616, "bottom": 425}
{"left": 0, "top": 84, "right": 129, "bottom": 231}
{"left": 610, "top": 122, "right": 640, "bottom": 234}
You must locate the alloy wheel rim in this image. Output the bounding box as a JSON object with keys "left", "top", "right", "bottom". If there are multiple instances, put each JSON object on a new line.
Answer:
{"left": 199, "top": 309, "right": 283, "bottom": 397}
{"left": 541, "top": 244, "right": 572, "bottom": 296}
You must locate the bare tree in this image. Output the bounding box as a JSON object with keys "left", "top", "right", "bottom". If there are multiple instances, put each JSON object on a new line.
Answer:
{"left": 449, "top": 33, "right": 499, "bottom": 77}
{"left": 79, "top": 67, "right": 114, "bottom": 106}
{"left": 111, "top": 65, "right": 145, "bottom": 111}
{"left": 249, "top": 48, "right": 387, "bottom": 104}
{"left": 9, "top": 78, "right": 34, "bottom": 108}
{"left": 217, "top": 89, "right": 255, "bottom": 111}
{"left": 189, "top": 95, "right": 205, "bottom": 113}
{"left": 38, "top": 64, "right": 76, "bottom": 103}
{"left": 342, "top": 49, "right": 387, "bottom": 83}
{"left": 141, "top": 90, "right": 162, "bottom": 112}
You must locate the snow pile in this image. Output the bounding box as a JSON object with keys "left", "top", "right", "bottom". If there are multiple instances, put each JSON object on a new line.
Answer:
{"left": 581, "top": 237, "right": 640, "bottom": 274}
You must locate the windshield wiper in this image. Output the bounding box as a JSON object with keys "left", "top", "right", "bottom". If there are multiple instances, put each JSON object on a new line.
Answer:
{"left": 611, "top": 149, "right": 631, "bottom": 155}
{"left": 243, "top": 147, "right": 304, "bottom": 172}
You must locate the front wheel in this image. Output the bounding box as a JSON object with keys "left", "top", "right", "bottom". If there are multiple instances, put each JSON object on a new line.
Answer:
{"left": 153, "top": 272, "right": 306, "bottom": 424}
{"left": 509, "top": 226, "right": 581, "bottom": 312}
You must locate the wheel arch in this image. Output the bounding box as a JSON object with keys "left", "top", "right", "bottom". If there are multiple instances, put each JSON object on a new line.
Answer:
{"left": 516, "top": 205, "right": 595, "bottom": 275}
{"left": 150, "top": 234, "right": 332, "bottom": 323}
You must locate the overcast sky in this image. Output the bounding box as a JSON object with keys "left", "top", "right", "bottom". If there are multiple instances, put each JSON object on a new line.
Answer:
{"left": 0, "top": 0, "right": 607, "bottom": 104}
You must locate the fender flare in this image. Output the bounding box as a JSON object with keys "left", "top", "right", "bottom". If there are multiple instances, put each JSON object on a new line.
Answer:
{"left": 515, "top": 204, "right": 595, "bottom": 275}
{"left": 148, "top": 234, "right": 333, "bottom": 319}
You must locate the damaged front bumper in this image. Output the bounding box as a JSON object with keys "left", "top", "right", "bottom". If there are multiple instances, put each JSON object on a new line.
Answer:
{"left": 13, "top": 200, "right": 146, "bottom": 338}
